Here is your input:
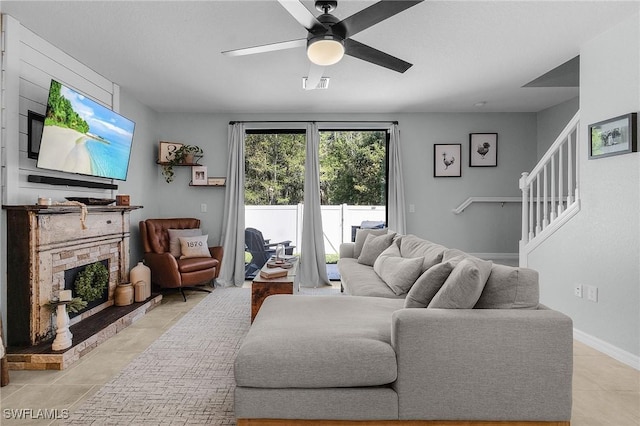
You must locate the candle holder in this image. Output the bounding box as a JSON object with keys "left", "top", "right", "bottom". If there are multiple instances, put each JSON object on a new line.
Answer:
{"left": 51, "top": 301, "right": 73, "bottom": 351}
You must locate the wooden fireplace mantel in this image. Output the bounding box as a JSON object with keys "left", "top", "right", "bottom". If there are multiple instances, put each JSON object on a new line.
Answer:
{"left": 3, "top": 204, "right": 143, "bottom": 348}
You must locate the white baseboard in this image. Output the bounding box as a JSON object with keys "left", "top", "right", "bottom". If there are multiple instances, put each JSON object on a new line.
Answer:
{"left": 574, "top": 328, "right": 640, "bottom": 370}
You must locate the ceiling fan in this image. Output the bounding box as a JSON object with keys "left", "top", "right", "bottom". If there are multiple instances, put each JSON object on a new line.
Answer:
{"left": 222, "top": 0, "right": 424, "bottom": 90}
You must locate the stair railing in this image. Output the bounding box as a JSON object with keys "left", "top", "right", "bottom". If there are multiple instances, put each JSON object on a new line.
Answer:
{"left": 520, "top": 111, "right": 581, "bottom": 264}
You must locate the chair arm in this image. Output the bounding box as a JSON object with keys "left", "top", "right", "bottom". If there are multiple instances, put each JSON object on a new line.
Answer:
{"left": 339, "top": 242, "right": 355, "bottom": 258}
{"left": 143, "top": 252, "right": 182, "bottom": 288}
{"left": 391, "top": 307, "right": 573, "bottom": 421}
{"left": 208, "top": 246, "right": 223, "bottom": 279}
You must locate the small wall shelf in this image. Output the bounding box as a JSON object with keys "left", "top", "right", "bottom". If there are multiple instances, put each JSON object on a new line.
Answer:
{"left": 189, "top": 182, "right": 225, "bottom": 187}
{"left": 452, "top": 196, "right": 521, "bottom": 214}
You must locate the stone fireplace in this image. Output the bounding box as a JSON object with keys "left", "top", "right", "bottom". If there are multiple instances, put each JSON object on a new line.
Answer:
{"left": 4, "top": 205, "right": 139, "bottom": 347}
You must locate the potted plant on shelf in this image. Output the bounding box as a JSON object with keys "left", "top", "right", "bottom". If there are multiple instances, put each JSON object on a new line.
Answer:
{"left": 161, "top": 144, "right": 204, "bottom": 183}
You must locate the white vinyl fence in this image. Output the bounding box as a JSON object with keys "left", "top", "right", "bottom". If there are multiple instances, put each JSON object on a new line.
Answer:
{"left": 245, "top": 204, "right": 386, "bottom": 255}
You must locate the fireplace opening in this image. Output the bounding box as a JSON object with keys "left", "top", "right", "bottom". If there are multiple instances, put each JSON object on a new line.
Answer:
{"left": 64, "top": 259, "right": 110, "bottom": 318}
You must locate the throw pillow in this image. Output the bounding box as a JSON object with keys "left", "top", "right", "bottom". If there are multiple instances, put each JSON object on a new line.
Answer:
{"left": 373, "top": 250, "right": 424, "bottom": 296}
{"left": 427, "top": 257, "right": 493, "bottom": 309}
{"left": 179, "top": 235, "right": 212, "bottom": 259}
{"left": 168, "top": 228, "right": 202, "bottom": 257}
{"left": 353, "top": 228, "right": 389, "bottom": 258}
{"left": 357, "top": 232, "right": 395, "bottom": 266}
{"left": 404, "top": 261, "right": 456, "bottom": 308}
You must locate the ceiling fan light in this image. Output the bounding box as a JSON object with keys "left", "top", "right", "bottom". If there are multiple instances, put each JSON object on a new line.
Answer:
{"left": 307, "top": 38, "right": 345, "bottom": 66}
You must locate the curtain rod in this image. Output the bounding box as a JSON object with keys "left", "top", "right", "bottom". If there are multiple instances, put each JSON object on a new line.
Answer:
{"left": 229, "top": 120, "right": 399, "bottom": 125}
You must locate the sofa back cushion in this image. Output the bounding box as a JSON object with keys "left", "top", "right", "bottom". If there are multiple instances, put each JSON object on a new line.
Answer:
{"left": 427, "top": 257, "right": 493, "bottom": 309}
{"left": 357, "top": 232, "right": 396, "bottom": 266}
{"left": 353, "top": 228, "right": 390, "bottom": 258}
{"left": 373, "top": 244, "right": 424, "bottom": 295}
{"left": 404, "top": 261, "right": 456, "bottom": 307}
{"left": 399, "top": 234, "right": 446, "bottom": 272}
{"left": 443, "top": 249, "right": 539, "bottom": 309}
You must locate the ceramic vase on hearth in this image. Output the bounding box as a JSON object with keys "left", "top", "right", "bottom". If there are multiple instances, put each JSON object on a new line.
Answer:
{"left": 115, "top": 282, "right": 134, "bottom": 306}
{"left": 130, "top": 261, "right": 151, "bottom": 300}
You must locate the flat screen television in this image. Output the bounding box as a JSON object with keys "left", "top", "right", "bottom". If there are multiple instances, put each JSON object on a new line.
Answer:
{"left": 36, "top": 80, "right": 135, "bottom": 181}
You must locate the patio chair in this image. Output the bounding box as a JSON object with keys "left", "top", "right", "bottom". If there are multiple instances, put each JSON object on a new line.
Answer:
{"left": 245, "top": 227, "right": 294, "bottom": 279}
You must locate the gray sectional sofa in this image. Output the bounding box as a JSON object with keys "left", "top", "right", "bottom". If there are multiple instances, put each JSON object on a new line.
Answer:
{"left": 234, "top": 230, "right": 573, "bottom": 425}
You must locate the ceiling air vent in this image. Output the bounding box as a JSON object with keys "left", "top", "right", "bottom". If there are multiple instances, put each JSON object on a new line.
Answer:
{"left": 302, "top": 77, "right": 330, "bottom": 90}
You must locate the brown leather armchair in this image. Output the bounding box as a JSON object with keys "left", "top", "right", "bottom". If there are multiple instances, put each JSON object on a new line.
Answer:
{"left": 140, "top": 218, "right": 223, "bottom": 301}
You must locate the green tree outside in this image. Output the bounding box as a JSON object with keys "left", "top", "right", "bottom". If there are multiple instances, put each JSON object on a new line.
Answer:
{"left": 245, "top": 130, "right": 386, "bottom": 206}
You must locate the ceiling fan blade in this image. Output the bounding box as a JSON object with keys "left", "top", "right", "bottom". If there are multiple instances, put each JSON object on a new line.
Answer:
{"left": 277, "top": 0, "right": 325, "bottom": 33}
{"left": 304, "top": 63, "right": 325, "bottom": 90}
{"left": 222, "top": 38, "right": 306, "bottom": 57}
{"left": 344, "top": 39, "right": 412, "bottom": 73}
{"left": 339, "top": 0, "right": 424, "bottom": 39}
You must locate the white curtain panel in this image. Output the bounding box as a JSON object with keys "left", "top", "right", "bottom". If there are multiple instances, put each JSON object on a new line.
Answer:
{"left": 216, "top": 123, "right": 246, "bottom": 288}
{"left": 388, "top": 123, "right": 407, "bottom": 235}
{"left": 299, "top": 123, "right": 330, "bottom": 288}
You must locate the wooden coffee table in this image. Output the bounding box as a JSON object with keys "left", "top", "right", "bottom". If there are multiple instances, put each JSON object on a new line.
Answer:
{"left": 251, "top": 257, "right": 298, "bottom": 323}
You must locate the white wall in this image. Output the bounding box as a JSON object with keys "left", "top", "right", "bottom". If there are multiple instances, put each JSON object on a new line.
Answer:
{"left": 537, "top": 96, "right": 579, "bottom": 159}
{"left": 154, "top": 111, "right": 537, "bottom": 257}
{"left": 527, "top": 13, "right": 640, "bottom": 364}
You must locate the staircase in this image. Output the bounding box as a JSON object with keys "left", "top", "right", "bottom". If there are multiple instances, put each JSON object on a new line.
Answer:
{"left": 520, "top": 111, "right": 580, "bottom": 266}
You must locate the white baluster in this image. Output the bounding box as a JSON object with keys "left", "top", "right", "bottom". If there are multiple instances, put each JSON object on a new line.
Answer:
{"left": 520, "top": 172, "right": 529, "bottom": 243}
{"left": 574, "top": 126, "right": 580, "bottom": 203}
{"left": 543, "top": 164, "right": 549, "bottom": 229}
{"left": 550, "top": 153, "right": 556, "bottom": 222}
{"left": 567, "top": 132, "right": 574, "bottom": 205}
{"left": 558, "top": 145, "right": 564, "bottom": 215}
{"left": 535, "top": 175, "right": 542, "bottom": 235}
{"left": 528, "top": 180, "right": 535, "bottom": 241}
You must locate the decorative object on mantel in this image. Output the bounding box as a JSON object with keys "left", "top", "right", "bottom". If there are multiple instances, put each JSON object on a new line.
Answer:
{"left": 469, "top": 133, "right": 498, "bottom": 167}
{"left": 55, "top": 200, "right": 89, "bottom": 229}
{"left": 116, "top": 194, "right": 130, "bottom": 206}
{"left": 159, "top": 143, "right": 204, "bottom": 183}
{"left": 433, "top": 143, "right": 461, "bottom": 177}
{"left": 588, "top": 112, "right": 637, "bottom": 159}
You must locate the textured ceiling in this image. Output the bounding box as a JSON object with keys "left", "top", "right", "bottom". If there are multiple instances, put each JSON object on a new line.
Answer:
{"left": 1, "top": 1, "right": 638, "bottom": 114}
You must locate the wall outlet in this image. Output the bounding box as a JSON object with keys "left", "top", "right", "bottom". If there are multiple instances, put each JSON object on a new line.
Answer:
{"left": 200, "top": 203, "right": 207, "bottom": 213}
{"left": 409, "top": 204, "right": 416, "bottom": 213}
{"left": 573, "top": 284, "right": 583, "bottom": 298}
{"left": 587, "top": 285, "right": 598, "bottom": 302}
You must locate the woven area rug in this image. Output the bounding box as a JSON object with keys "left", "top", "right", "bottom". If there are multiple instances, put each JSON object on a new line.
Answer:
{"left": 66, "top": 287, "right": 250, "bottom": 425}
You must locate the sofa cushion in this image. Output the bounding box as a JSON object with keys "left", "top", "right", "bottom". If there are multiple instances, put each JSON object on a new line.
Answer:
{"left": 235, "top": 295, "right": 404, "bottom": 388}
{"left": 354, "top": 228, "right": 389, "bottom": 258}
{"left": 338, "top": 258, "right": 402, "bottom": 298}
{"left": 357, "top": 232, "right": 395, "bottom": 266}
{"left": 404, "top": 261, "right": 456, "bottom": 308}
{"left": 443, "top": 249, "right": 539, "bottom": 309}
{"left": 374, "top": 245, "right": 424, "bottom": 296}
{"left": 428, "top": 257, "right": 493, "bottom": 309}
{"left": 399, "top": 234, "right": 446, "bottom": 272}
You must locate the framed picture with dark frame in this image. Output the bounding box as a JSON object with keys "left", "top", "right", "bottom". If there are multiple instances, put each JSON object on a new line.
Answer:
{"left": 589, "top": 113, "right": 637, "bottom": 159}
{"left": 28, "top": 110, "right": 45, "bottom": 160}
{"left": 433, "top": 143, "right": 461, "bottom": 177}
{"left": 469, "top": 133, "right": 498, "bottom": 167}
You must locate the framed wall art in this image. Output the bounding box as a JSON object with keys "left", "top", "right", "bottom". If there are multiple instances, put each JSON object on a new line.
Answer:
{"left": 191, "top": 165, "right": 208, "bottom": 185}
{"left": 434, "top": 144, "right": 461, "bottom": 177}
{"left": 28, "top": 110, "right": 45, "bottom": 160}
{"left": 158, "top": 141, "right": 183, "bottom": 163}
{"left": 589, "top": 113, "right": 637, "bottom": 159}
{"left": 469, "top": 133, "right": 498, "bottom": 167}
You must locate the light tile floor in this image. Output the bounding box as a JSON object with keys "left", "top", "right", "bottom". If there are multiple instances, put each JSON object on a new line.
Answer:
{"left": 1, "top": 285, "right": 638, "bottom": 426}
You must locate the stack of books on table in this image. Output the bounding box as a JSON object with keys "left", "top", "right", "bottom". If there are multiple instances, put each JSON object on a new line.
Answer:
{"left": 259, "top": 267, "right": 289, "bottom": 279}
